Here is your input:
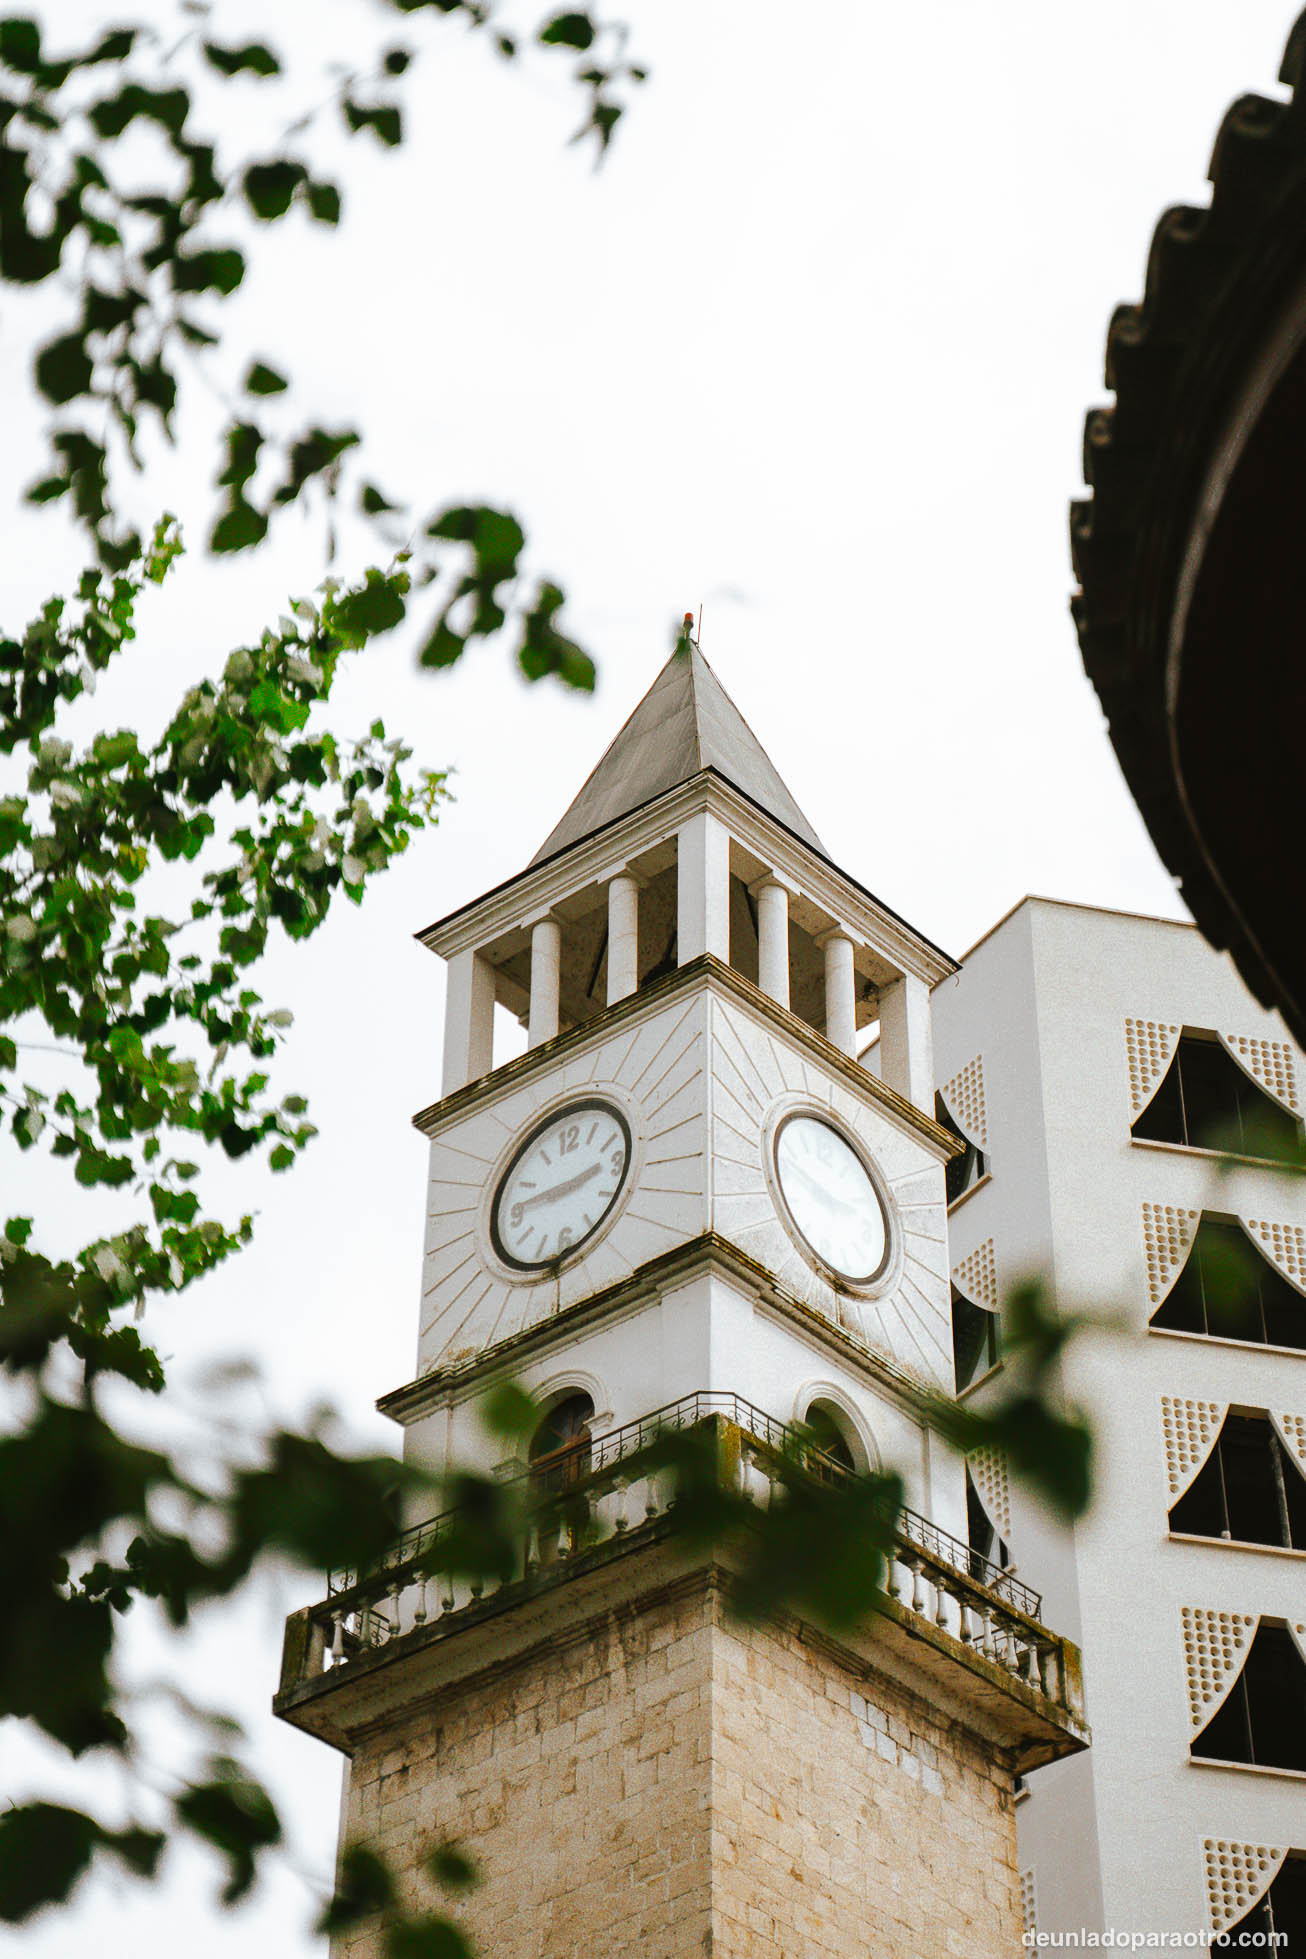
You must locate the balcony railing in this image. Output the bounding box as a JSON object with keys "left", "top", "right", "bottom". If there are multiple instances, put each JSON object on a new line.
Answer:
{"left": 287, "top": 1392, "right": 1070, "bottom": 1715}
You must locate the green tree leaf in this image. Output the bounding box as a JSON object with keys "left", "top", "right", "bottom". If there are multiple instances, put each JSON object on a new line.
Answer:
{"left": 317, "top": 1842, "right": 396, "bottom": 1935}
{"left": 173, "top": 249, "right": 246, "bottom": 297}
{"left": 202, "top": 40, "right": 280, "bottom": 79}
{"left": 174, "top": 1763, "right": 281, "bottom": 1905}
{"left": 305, "top": 179, "right": 342, "bottom": 225}
{"left": 539, "top": 12, "right": 596, "bottom": 50}
{"left": 0, "top": 1805, "right": 97, "bottom": 1920}
{"left": 244, "top": 362, "right": 288, "bottom": 397}
{"left": 243, "top": 160, "right": 307, "bottom": 221}
{"left": 34, "top": 335, "right": 92, "bottom": 405}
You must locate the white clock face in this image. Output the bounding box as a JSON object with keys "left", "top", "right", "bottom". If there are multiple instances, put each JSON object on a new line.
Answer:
{"left": 773, "top": 1113, "right": 889, "bottom": 1285}
{"left": 491, "top": 1101, "right": 631, "bottom": 1271}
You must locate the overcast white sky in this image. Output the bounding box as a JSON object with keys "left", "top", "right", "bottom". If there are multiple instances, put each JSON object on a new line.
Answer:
{"left": 5, "top": 2, "right": 1300, "bottom": 1949}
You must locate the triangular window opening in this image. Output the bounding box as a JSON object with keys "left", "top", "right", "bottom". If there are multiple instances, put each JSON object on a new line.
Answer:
{"left": 1150, "top": 1218, "right": 1306, "bottom": 1350}
{"left": 1132, "top": 1031, "right": 1302, "bottom": 1161}
{"left": 952, "top": 1286, "right": 1000, "bottom": 1392}
{"left": 1191, "top": 1623, "right": 1306, "bottom": 1773}
{"left": 1216, "top": 1851, "right": 1306, "bottom": 1953}
{"left": 1170, "top": 1412, "right": 1306, "bottom": 1550}
{"left": 936, "top": 1093, "right": 987, "bottom": 1206}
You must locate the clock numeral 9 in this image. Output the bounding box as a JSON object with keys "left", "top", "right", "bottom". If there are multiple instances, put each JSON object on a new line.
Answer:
{"left": 510, "top": 1201, "right": 524, "bottom": 1228}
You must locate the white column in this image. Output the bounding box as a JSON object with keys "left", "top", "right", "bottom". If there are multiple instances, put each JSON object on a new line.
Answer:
{"left": 607, "top": 873, "right": 640, "bottom": 1004}
{"left": 528, "top": 915, "right": 562, "bottom": 1049}
{"left": 441, "top": 949, "right": 496, "bottom": 1094}
{"left": 752, "top": 877, "right": 790, "bottom": 1009}
{"left": 677, "top": 810, "right": 730, "bottom": 963}
{"left": 820, "top": 930, "right": 856, "bottom": 1057}
{"left": 879, "top": 973, "right": 934, "bottom": 1111}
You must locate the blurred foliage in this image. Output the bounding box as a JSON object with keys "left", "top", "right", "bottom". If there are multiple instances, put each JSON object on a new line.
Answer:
{"left": 0, "top": 520, "right": 455, "bottom": 1923}
{"left": 933, "top": 1279, "right": 1098, "bottom": 1519}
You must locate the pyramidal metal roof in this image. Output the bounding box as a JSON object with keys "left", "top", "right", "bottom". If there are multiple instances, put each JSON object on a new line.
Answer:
{"left": 529, "top": 639, "right": 826, "bottom": 865}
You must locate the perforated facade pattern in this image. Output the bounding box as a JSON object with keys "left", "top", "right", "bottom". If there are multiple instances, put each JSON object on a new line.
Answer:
{"left": 1160, "top": 1397, "right": 1227, "bottom": 1503}
{"left": 1125, "top": 1017, "right": 1181, "bottom": 1118}
{"left": 1245, "top": 1217, "right": 1306, "bottom": 1294}
{"left": 941, "top": 1054, "right": 987, "bottom": 1150}
{"left": 1272, "top": 1411, "right": 1306, "bottom": 1478}
{"left": 1203, "top": 1839, "right": 1287, "bottom": 1937}
{"left": 1142, "top": 1202, "right": 1201, "bottom": 1307}
{"left": 1181, "top": 1606, "right": 1257, "bottom": 1732}
{"left": 1219, "top": 1033, "right": 1301, "bottom": 1115}
{"left": 952, "top": 1237, "right": 998, "bottom": 1315}
{"left": 967, "top": 1445, "right": 1011, "bottom": 1546}
{"left": 1020, "top": 1868, "right": 1038, "bottom": 1939}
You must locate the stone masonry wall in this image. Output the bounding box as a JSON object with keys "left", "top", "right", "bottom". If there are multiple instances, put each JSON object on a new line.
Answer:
{"left": 710, "top": 1609, "right": 1020, "bottom": 1957}
{"left": 333, "top": 1571, "right": 1019, "bottom": 1959}
{"left": 336, "top": 1578, "right": 715, "bottom": 1959}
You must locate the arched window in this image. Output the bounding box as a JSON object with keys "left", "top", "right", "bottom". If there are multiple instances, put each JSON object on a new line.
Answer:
{"left": 802, "top": 1400, "right": 858, "bottom": 1475}
{"left": 1133, "top": 1033, "right": 1301, "bottom": 1161}
{"left": 529, "top": 1391, "right": 594, "bottom": 1496}
{"left": 1151, "top": 1218, "right": 1306, "bottom": 1350}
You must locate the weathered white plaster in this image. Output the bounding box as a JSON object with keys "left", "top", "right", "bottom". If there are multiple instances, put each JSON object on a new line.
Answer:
{"left": 441, "top": 948, "right": 496, "bottom": 1094}
{"left": 881, "top": 971, "right": 933, "bottom": 1113}
{"left": 676, "top": 809, "right": 730, "bottom": 963}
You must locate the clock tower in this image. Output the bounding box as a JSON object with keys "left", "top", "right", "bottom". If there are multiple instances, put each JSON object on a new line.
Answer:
{"left": 276, "top": 631, "right": 1088, "bottom": 1957}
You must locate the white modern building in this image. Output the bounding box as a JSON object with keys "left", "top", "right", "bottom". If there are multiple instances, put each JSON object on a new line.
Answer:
{"left": 934, "top": 897, "right": 1306, "bottom": 1950}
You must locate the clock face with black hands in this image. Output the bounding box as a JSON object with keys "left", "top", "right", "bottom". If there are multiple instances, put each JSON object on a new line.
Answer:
{"left": 491, "top": 1101, "right": 631, "bottom": 1270}
{"left": 772, "top": 1112, "right": 890, "bottom": 1286}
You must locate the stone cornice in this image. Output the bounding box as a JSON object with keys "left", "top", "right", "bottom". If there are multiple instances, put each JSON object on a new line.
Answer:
{"left": 412, "top": 953, "right": 960, "bottom": 1157}
{"left": 416, "top": 769, "right": 956, "bottom": 986}
{"left": 377, "top": 1230, "right": 945, "bottom": 1430}
{"left": 274, "top": 1532, "right": 1086, "bottom": 1770}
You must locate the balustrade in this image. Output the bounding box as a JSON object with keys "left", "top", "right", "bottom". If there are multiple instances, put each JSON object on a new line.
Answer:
{"left": 297, "top": 1392, "right": 1067, "bottom": 1716}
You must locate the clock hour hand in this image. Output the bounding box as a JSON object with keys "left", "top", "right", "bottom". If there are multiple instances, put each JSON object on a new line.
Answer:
{"left": 518, "top": 1159, "right": 602, "bottom": 1212}
{"left": 784, "top": 1160, "right": 849, "bottom": 1211}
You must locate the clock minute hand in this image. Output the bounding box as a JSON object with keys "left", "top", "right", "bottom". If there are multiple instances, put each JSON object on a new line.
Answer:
{"left": 519, "top": 1159, "right": 602, "bottom": 1212}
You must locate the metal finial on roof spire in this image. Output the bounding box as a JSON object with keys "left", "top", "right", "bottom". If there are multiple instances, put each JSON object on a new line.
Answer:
{"left": 527, "top": 631, "right": 826, "bottom": 866}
